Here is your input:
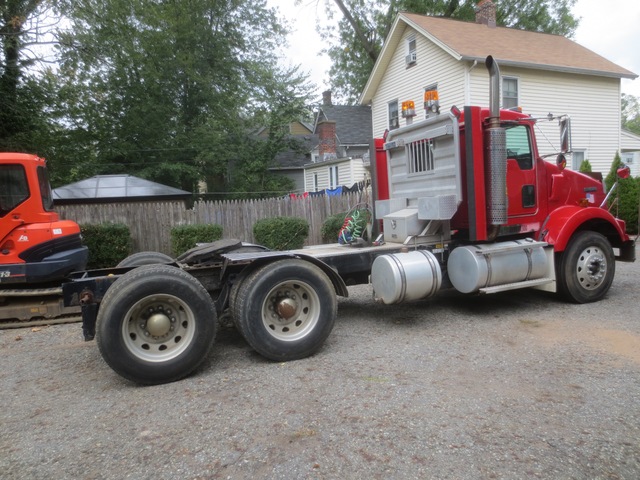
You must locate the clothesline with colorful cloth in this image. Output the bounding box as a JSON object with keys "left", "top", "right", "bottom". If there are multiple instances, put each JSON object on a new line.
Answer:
{"left": 286, "top": 180, "right": 371, "bottom": 199}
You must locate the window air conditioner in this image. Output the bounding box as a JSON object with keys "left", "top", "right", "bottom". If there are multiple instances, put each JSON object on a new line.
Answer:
{"left": 405, "top": 51, "right": 417, "bottom": 65}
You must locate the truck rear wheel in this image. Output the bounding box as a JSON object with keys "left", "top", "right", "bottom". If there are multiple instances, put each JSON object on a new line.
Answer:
{"left": 233, "top": 259, "right": 336, "bottom": 361}
{"left": 96, "top": 264, "right": 216, "bottom": 384}
{"left": 117, "top": 251, "right": 173, "bottom": 267}
{"left": 556, "top": 231, "right": 615, "bottom": 304}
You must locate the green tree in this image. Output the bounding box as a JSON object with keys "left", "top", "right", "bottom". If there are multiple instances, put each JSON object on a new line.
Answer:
{"left": 604, "top": 151, "right": 638, "bottom": 234}
{"left": 54, "top": 0, "right": 313, "bottom": 194}
{"left": 578, "top": 159, "right": 592, "bottom": 173}
{"left": 604, "top": 151, "right": 624, "bottom": 192}
{"left": 622, "top": 93, "right": 640, "bottom": 135}
{"left": 320, "top": 0, "right": 579, "bottom": 102}
{"left": 0, "top": 1, "right": 60, "bottom": 152}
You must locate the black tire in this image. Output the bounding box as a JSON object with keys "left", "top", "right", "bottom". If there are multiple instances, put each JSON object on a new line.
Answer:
{"left": 556, "top": 231, "right": 615, "bottom": 304}
{"left": 233, "top": 259, "right": 336, "bottom": 361}
{"left": 117, "top": 251, "right": 173, "bottom": 268}
{"left": 96, "top": 264, "right": 217, "bottom": 384}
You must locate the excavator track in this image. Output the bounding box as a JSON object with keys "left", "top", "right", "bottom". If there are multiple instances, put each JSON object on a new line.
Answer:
{"left": 0, "top": 287, "right": 81, "bottom": 329}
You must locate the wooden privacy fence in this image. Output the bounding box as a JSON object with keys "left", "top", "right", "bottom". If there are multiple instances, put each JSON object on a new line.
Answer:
{"left": 56, "top": 190, "right": 372, "bottom": 255}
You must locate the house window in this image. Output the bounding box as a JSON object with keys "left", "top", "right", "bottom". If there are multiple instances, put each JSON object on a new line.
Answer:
{"left": 388, "top": 100, "right": 399, "bottom": 130}
{"left": 314, "top": 173, "right": 319, "bottom": 191}
{"left": 571, "top": 149, "right": 587, "bottom": 171}
{"left": 329, "top": 165, "right": 339, "bottom": 188}
{"left": 406, "top": 36, "right": 417, "bottom": 67}
{"left": 502, "top": 77, "right": 519, "bottom": 109}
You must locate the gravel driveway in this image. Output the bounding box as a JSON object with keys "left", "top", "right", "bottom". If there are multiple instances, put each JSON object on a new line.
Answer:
{"left": 1, "top": 252, "right": 639, "bottom": 479}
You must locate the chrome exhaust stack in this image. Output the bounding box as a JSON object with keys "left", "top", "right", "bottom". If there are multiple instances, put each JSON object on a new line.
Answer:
{"left": 485, "top": 55, "right": 507, "bottom": 226}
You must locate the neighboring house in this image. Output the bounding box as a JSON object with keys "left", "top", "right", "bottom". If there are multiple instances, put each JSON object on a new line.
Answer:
{"left": 263, "top": 121, "right": 317, "bottom": 193}
{"left": 268, "top": 92, "right": 373, "bottom": 194}
{"left": 360, "top": 1, "right": 638, "bottom": 174}
{"left": 621, "top": 129, "right": 640, "bottom": 177}
{"left": 304, "top": 91, "right": 372, "bottom": 192}
{"left": 53, "top": 174, "right": 191, "bottom": 204}
{"left": 268, "top": 122, "right": 318, "bottom": 194}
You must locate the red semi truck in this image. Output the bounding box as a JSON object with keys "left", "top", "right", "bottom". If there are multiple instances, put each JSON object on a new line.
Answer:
{"left": 62, "top": 56, "right": 635, "bottom": 384}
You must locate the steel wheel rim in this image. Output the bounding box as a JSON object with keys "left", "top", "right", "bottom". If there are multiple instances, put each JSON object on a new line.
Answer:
{"left": 576, "top": 245, "right": 607, "bottom": 291}
{"left": 261, "top": 280, "right": 321, "bottom": 342}
{"left": 121, "top": 294, "right": 196, "bottom": 362}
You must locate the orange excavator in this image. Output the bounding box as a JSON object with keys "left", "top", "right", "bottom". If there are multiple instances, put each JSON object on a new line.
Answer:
{"left": 0, "top": 153, "right": 88, "bottom": 324}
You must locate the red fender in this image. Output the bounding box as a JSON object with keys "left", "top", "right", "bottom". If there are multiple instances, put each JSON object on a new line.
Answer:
{"left": 540, "top": 205, "right": 629, "bottom": 252}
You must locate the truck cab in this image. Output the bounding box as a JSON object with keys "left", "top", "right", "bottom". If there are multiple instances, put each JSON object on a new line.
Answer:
{"left": 374, "top": 57, "right": 634, "bottom": 305}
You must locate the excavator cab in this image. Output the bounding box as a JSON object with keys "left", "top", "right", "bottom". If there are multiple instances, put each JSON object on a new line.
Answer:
{"left": 0, "top": 153, "right": 88, "bottom": 285}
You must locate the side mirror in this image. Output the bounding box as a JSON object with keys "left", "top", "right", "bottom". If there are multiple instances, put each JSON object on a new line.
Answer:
{"left": 556, "top": 153, "right": 567, "bottom": 171}
{"left": 617, "top": 165, "right": 631, "bottom": 179}
{"left": 559, "top": 116, "right": 572, "bottom": 153}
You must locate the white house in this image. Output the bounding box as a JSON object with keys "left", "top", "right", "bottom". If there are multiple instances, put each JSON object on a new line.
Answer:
{"left": 621, "top": 129, "right": 640, "bottom": 177}
{"left": 360, "top": 2, "right": 638, "bottom": 175}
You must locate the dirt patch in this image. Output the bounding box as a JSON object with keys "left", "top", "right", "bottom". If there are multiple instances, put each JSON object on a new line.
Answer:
{"left": 521, "top": 320, "right": 640, "bottom": 366}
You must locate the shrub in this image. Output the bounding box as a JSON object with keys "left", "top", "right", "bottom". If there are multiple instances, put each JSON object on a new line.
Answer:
{"left": 321, "top": 212, "right": 348, "bottom": 243}
{"left": 578, "top": 159, "right": 592, "bottom": 173}
{"left": 253, "top": 216, "right": 309, "bottom": 250}
{"left": 170, "top": 224, "right": 223, "bottom": 256}
{"left": 604, "top": 152, "right": 639, "bottom": 234}
{"left": 604, "top": 152, "right": 624, "bottom": 192}
{"left": 81, "top": 223, "right": 131, "bottom": 269}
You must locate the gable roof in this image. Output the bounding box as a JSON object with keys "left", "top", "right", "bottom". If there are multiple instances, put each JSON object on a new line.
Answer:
{"left": 315, "top": 105, "right": 372, "bottom": 145}
{"left": 272, "top": 134, "right": 319, "bottom": 169}
{"left": 53, "top": 174, "right": 191, "bottom": 204}
{"left": 361, "top": 12, "right": 637, "bottom": 104}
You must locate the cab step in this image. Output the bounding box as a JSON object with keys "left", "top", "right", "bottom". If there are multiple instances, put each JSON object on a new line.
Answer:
{"left": 478, "top": 277, "right": 554, "bottom": 295}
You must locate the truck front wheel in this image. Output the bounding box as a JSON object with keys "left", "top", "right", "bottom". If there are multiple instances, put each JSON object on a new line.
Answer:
{"left": 556, "top": 231, "right": 615, "bottom": 303}
{"left": 96, "top": 265, "right": 217, "bottom": 384}
{"left": 233, "top": 259, "right": 336, "bottom": 361}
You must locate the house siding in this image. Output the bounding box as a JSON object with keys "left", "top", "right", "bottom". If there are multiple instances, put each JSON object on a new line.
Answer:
{"left": 370, "top": 27, "right": 466, "bottom": 138}
{"left": 305, "top": 167, "right": 329, "bottom": 192}
{"left": 290, "top": 121, "right": 312, "bottom": 135}
{"left": 304, "top": 159, "right": 369, "bottom": 192}
{"left": 278, "top": 170, "right": 305, "bottom": 193}
{"left": 371, "top": 30, "right": 623, "bottom": 176}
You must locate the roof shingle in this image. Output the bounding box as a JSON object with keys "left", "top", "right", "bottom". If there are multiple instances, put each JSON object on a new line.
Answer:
{"left": 401, "top": 13, "right": 637, "bottom": 79}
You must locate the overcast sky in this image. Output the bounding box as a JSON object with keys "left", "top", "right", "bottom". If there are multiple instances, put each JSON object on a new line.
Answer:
{"left": 267, "top": 0, "right": 640, "bottom": 101}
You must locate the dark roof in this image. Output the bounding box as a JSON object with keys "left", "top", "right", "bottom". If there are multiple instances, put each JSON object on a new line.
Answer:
{"left": 53, "top": 174, "right": 191, "bottom": 204}
{"left": 273, "top": 134, "right": 319, "bottom": 169}
{"left": 316, "top": 105, "right": 372, "bottom": 145}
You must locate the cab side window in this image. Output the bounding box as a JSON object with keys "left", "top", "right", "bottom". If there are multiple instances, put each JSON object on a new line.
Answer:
{"left": 505, "top": 125, "right": 533, "bottom": 170}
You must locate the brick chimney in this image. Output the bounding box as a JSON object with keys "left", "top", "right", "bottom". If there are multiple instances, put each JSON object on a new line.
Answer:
{"left": 322, "top": 90, "right": 333, "bottom": 106}
{"left": 317, "top": 120, "right": 337, "bottom": 160}
{"left": 475, "top": 0, "right": 496, "bottom": 27}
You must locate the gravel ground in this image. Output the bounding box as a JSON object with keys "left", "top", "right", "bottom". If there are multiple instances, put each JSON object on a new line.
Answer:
{"left": 1, "top": 253, "right": 639, "bottom": 479}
